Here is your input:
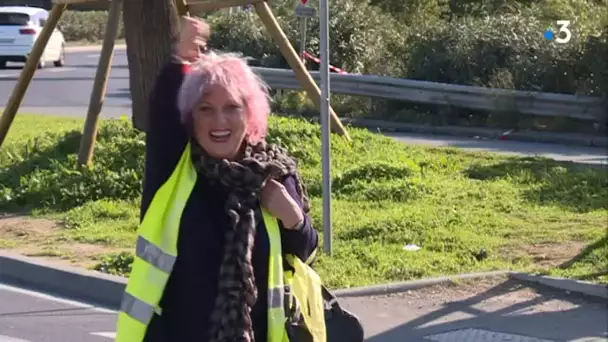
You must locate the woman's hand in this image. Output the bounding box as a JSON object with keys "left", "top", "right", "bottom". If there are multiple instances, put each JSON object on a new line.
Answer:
{"left": 261, "top": 179, "right": 304, "bottom": 230}
{"left": 176, "top": 16, "right": 209, "bottom": 63}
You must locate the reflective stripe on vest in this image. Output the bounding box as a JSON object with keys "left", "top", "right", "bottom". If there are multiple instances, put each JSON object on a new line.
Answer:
{"left": 116, "top": 143, "right": 289, "bottom": 342}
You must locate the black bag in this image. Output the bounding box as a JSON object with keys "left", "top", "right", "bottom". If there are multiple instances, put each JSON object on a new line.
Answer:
{"left": 286, "top": 285, "right": 365, "bottom": 342}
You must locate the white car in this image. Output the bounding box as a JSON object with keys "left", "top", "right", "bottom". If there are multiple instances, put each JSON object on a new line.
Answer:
{"left": 0, "top": 6, "right": 65, "bottom": 69}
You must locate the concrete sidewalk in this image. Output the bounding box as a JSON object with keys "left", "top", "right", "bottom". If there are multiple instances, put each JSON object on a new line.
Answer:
{"left": 340, "top": 277, "right": 608, "bottom": 342}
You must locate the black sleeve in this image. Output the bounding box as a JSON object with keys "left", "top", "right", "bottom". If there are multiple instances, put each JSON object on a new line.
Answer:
{"left": 140, "top": 62, "right": 190, "bottom": 221}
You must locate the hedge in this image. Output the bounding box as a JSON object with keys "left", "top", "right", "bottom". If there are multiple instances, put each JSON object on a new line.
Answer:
{"left": 58, "top": 0, "right": 608, "bottom": 134}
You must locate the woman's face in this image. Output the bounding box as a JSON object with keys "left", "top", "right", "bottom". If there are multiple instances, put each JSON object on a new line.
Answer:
{"left": 193, "top": 84, "right": 247, "bottom": 160}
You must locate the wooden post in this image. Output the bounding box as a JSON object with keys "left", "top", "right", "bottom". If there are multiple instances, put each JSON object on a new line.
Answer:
{"left": 77, "top": 0, "right": 123, "bottom": 165}
{"left": 0, "top": 4, "right": 66, "bottom": 149}
{"left": 254, "top": 1, "right": 350, "bottom": 140}
{"left": 176, "top": 0, "right": 190, "bottom": 16}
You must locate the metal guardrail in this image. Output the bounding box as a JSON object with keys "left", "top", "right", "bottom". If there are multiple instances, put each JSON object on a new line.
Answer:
{"left": 252, "top": 67, "right": 607, "bottom": 122}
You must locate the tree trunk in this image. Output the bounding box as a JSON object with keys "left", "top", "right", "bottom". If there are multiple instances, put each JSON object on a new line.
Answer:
{"left": 123, "top": 0, "right": 180, "bottom": 132}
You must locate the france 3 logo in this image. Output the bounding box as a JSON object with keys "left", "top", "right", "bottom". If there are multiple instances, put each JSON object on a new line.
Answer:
{"left": 544, "top": 20, "right": 572, "bottom": 44}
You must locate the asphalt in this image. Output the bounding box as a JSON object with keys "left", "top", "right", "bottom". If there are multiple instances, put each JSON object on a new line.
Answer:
{"left": 0, "top": 283, "right": 116, "bottom": 342}
{"left": 1, "top": 277, "right": 607, "bottom": 342}
{"left": 0, "top": 47, "right": 606, "bottom": 165}
{"left": 0, "top": 47, "right": 131, "bottom": 118}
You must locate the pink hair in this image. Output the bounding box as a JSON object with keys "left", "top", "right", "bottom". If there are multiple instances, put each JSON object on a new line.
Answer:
{"left": 177, "top": 53, "right": 270, "bottom": 144}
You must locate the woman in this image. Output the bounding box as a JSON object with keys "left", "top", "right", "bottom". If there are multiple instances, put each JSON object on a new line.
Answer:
{"left": 118, "top": 18, "right": 319, "bottom": 342}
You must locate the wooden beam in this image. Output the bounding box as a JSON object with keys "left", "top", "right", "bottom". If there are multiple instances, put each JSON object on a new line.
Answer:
{"left": 77, "top": 0, "right": 123, "bottom": 166}
{"left": 0, "top": 4, "right": 67, "bottom": 148}
{"left": 187, "top": 0, "right": 263, "bottom": 13}
{"left": 253, "top": 1, "right": 350, "bottom": 140}
{"left": 176, "top": 0, "right": 190, "bottom": 16}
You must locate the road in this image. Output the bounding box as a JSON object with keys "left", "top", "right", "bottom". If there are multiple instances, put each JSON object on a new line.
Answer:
{"left": 2, "top": 278, "right": 607, "bottom": 342}
{"left": 0, "top": 283, "right": 115, "bottom": 342}
{"left": 0, "top": 47, "right": 606, "bottom": 166}
{"left": 0, "top": 47, "right": 131, "bottom": 118}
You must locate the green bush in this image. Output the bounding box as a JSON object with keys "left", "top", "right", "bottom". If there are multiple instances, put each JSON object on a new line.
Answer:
{"left": 61, "top": 1, "right": 608, "bottom": 133}
{"left": 59, "top": 10, "right": 124, "bottom": 42}
{"left": 0, "top": 119, "right": 143, "bottom": 211}
{"left": 401, "top": 15, "right": 606, "bottom": 96}
{"left": 93, "top": 251, "right": 133, "bottom": 276}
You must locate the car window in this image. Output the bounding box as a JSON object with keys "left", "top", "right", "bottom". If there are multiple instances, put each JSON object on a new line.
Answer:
{"left": 0, "top": 13, "right": 31, "bottom": 26}
{"left": 39, "top": 18, "right": 46, "bottom": 27}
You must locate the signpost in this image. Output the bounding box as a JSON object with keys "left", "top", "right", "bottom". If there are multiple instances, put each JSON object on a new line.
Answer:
{"left": 295, "top": 2, "right": 316, "bottom": 63}
{"left": 294, "top": 0, "right": 332, "bottom": 255}
{"left": 318, "top": 0, "right": 332, "bottom": 255}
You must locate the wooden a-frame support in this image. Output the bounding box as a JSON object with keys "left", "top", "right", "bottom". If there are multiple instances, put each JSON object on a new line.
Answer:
{"left": 0, "top": 0, "right": 350, "bottom": 166}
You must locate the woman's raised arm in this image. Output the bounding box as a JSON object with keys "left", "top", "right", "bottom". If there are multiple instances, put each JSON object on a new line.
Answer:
{"left": 140, "top": 61, "right": 190, "bottom": 219}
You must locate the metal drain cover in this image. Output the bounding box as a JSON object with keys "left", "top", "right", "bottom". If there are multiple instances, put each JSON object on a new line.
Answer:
{"left": 423, "top": 328, "right": 554, "bottom": 342}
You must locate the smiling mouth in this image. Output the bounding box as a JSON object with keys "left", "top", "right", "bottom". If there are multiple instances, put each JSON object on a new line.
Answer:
{"left": 209, "top": 130, "right": 231, "bottom": 143}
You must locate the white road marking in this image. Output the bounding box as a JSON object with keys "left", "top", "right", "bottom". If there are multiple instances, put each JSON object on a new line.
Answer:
{"left": 44, "top": 67, "right": 77, "bottom": 73}
{"left": 0, "top": 67, "right": 74, "bottom": 78}
{"left": 91, "top": 332, "right": 116, "bottom": 339}
{"left": 0, "top": 283, "right": 116, "bottom": 314}
{"left": 0, "top": 335, "right": 31, "bottom": 342}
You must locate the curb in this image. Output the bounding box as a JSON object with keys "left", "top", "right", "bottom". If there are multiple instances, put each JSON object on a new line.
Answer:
{"left": 65, "top": 44, "right": 126, "bottom": 53}
{"left": 1, "top": 253, "right": 607, "bottom": 309}
{"left": 340, "top": 118, "right": 608, "bottom": 148}
{"left": 333, "top": 271, "right": 510, "bottom": 297}
{"left": 0, "top": 252, "right": 126, "bottom": 310}
{"left": 509, "top": 272, "right": 608, "bottom": 300}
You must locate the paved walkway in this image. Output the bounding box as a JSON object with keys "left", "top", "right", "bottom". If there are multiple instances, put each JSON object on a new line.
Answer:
{"left": 340, "top": 277, "right": 608, "bottom": 342}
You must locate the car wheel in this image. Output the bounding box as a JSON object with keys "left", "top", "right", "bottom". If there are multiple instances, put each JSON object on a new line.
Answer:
{"left": 54, "top": 45, "right": 65, "bottom": 67}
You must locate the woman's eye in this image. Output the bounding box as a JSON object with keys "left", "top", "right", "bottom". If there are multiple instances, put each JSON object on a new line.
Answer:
{"left": 226, "top": 104, "right": 243, "bottom": 112}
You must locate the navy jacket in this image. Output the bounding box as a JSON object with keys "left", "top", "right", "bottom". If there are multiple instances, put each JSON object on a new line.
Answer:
{"left": 140, "top": 62, "right": 319, "bottom": 341}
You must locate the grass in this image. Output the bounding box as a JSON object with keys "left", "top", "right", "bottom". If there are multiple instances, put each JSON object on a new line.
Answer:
{"left": 0, "top": 114, "right": 607, "bottom": 288}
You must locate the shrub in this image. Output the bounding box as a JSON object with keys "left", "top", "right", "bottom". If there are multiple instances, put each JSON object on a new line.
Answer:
{"left": 58, "top": 10, "right": 124, "bottom": 42}
{"left": 0, "top": 119, "right": 143, "bottom": 211}
{"left": 62, "top": 1, "right": 608, "bottom": 133}
{"left": 401, "top": 14, "right": 605, "bottom": 96}
{"left": 93, "top": 251, "right": 133, "bottom": 276}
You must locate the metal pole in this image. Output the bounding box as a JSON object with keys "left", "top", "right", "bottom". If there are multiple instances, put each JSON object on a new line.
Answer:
{"left": 77, "top": 0, "right": 123, "bottom": 166}
{"left": 0, "top": 4, "right": 66, "bottom": 149}
{"left": 319, "top": 0, "right": 332, "bottom": 255}
{"left": 253, "top": 1, "right": 350, "bottom": 140}
{"left": 299, "top": 17, "right": 307, "bottom": 64}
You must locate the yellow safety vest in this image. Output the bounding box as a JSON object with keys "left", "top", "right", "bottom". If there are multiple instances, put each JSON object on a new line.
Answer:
{"left": 115, "top": 143, "right": 313, "bottom": 342}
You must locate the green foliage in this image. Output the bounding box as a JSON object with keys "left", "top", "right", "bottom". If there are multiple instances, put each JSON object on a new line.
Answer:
{"left": 1, "top": 117, "right": 606, "bottom": 285}
{"left": 58, "top": 10, "right": 124, "bottom": 42}
{"left": 0, "top": 118, "right": 144, "bottom": 211}
{"left": 62, "top": 1, "right": 608, "bottom": 133}
{"left": 401, "top": 14, "right": 606, "bottom": 96}
{"left": 466, "top": 158, "right": 608, "bottom": 212}
{"left": 93, "top": 251, "right": 133, "bottom": 276}
{"left": 548, "top": 237, "right": 608, "bottom": 283}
